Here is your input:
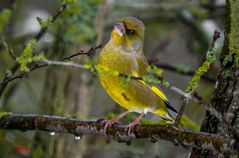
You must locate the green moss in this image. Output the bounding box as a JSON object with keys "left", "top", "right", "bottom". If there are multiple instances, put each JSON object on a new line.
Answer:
{"left": 0, "top": 112, "right": 11, "bottom": 119}
{"left": 61, "top": 0, "right": 77, "bottom": 4}
{"left": 180, "top": 115, "right": 200, "bottom": 131}
{"left": 84, "top": 63, "right": 94, "bottom": 70}
{"left": 37, "top": 16, "right": 53, "bottom": 29}
{"left": 185, "top": 61, "right": 210, "bottom": 92}
{"left": 185, "top": 41, "right": 219, "bottom": 92}
{"left": 0, "top": 8, "right": 11, "bottom": 34}
{"left": 146, "top": 65, "right": 163, "bottom": 77}
{"left": 162, "top": 80, "right": 170, "bottom": 88}
{"left": 223, "top": 0, "right": 239, "bottom": 68}
{"left": 16, "top": 39, "right": 45, "bottom": 72}
{"left": 142, "top": 76, "right": 161, "bottom": 85}
{"left": 95, "top": 65, "right": 120, "bottom": 77}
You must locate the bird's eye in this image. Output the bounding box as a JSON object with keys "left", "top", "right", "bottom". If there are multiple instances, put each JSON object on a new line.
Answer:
{"left": 126, "top": 29, "right": 135, "bottom": 35}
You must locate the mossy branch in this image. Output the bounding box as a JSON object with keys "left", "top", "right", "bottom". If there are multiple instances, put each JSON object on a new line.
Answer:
{"left": 0, "top": 113, "right": 237, "bottom": 154}
{"left": 174, "top": 30, "right": 221, "bottom": 127}
{"left": 0, "top": 45, "right": 102, "bottom": 86}
{"left": 40, "top": 58, "right": 227, "bottom": 128}
{"left": 191, "top": 1, "right": 239, "bottom": 157}
{"left": 185, "top": 30, "right": 220, "bottom": 93}
{"left": 0, "top": 2, "right": 68, "bottom": 97}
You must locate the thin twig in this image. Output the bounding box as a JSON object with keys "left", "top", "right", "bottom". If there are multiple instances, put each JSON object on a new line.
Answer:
{"left": 153, "top": 63, "right": 216, "bottom": 83}
{"left": 208, "top": 29, "right": 221, "bottom": 52}
{"left": 60, "top": 44, "right": 102, "bottom": 61}
{"left": 1, "top": 37, "right": 16, "bottom": 60}
{"left": 174, "top": 97, "right": 189, "bottom": 126}
{"left": 42, "top": 59, "right": 86, "bottom": 69}
{"left": 0, "top": 45, "right": 102, "bottom": 85}
{"left": 34, "top": 4, "right": 67, "bottom": 41}
{"left": 0, "top": 3, "right": 67, "bottom": 97}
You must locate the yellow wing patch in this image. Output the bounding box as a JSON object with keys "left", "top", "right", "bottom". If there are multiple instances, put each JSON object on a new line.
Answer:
{"left": 132, "top": 70, "right": 168, "bottom": 102}
{"left": 151, "top": 86, "right": 167, "bottom": 101}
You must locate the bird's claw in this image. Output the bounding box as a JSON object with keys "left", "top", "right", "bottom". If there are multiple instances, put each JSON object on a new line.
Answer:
{"left": 102, "top": 119, "right": 121, "bottom": 134}
{"left": 125, "top": 121, "right": 140, "bottom": 135}
{"left": 125, "top": 112, "right": 144, "bottom": 135}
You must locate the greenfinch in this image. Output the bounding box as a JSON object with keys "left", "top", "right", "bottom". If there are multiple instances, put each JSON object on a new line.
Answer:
{"left": 98, "top": 17, "right": 177, "bottom": 134}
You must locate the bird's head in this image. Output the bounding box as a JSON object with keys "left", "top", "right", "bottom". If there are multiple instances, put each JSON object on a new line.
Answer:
{"left": 110, "top": 17, "right": 145, "bottom": 54}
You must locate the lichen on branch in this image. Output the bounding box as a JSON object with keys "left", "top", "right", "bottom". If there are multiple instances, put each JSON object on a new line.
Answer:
{"left": 0, "top": 113, "right": 237, "bottom": 154}
{"left": 185, "top": 30, "right": 221, "bottom": 93}
{"left": 15, "top": 39, "right": 45, "bottom": 72}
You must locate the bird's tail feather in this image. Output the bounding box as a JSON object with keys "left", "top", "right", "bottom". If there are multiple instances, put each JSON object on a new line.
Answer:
{"left": 153, "top": 110, "right": 175, "bottom": 123}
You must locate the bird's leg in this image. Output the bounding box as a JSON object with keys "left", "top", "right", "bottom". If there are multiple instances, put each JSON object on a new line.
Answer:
{"left": 102, "top": 111, "right": 130, "bottom": 133}
{"left": 125, "top": 112, "right": 144, "bottom": 135}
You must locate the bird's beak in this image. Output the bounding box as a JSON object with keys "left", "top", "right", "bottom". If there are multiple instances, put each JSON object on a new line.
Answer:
{"left": 114, "top": 22, "right": 126, "bottom": 36}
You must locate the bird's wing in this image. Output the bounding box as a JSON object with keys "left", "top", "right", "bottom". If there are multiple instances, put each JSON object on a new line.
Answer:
{"left": 138, "top": 80, "right": 178, "bottom": 113}
{"left": 132, "top": 56, "right": 178, "bottom": 113}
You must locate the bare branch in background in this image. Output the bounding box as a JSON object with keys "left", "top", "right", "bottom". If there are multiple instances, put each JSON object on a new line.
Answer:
{"left": 152, "top": 63, "right": 216, "bottom": 83}
{"left": 0, "top": 37, "right": 16, "bottom": 60}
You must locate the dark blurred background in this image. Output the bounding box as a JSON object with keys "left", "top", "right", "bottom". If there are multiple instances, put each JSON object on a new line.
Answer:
{"left": 0, "top": 0, "right": 225, "bottom": 157}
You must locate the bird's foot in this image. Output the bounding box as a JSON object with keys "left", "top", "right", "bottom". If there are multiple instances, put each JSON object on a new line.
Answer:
{"left": 125, "top": 112, "right": 144, "bottom": 135}
{"left": 102, "top": 111, "right": 130, "bottom": 134}
{"left": 125, "top": 119, "right": 140, "bottom": 135}
{"left": 102, "top": 118, "right": 121, "bottom": 134}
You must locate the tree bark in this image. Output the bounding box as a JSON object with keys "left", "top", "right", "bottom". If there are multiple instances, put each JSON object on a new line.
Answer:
{"left": 0, "top": 114, "right": 237, "bottom": 154}
{"left": 190, "top": 0, "right": 239, "bottom": 157}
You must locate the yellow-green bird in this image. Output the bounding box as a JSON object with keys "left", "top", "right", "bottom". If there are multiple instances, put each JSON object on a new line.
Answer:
{"left": 98, "top": 17, "right": 177, "bottom": 134}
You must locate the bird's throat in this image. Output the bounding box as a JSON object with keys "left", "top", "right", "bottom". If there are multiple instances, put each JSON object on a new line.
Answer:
{"left": 110, "top": 32, "right": 143, "bottom": 54}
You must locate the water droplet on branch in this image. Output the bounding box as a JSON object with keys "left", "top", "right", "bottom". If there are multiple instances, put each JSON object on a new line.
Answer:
{"left": 75, "top": 136, "right": 81, "bottom": 140}
{"left": 49, "top": 132, "right": 55, "bottom": 136}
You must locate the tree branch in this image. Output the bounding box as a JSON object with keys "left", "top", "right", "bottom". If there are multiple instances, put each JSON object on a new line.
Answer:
{"left": 0, "top": 3, "right": 67, "bottom": 97}
{"left": 26, "top": 58, "right": 226, "bottom": 128}
{"left": 0, "top": 45, "right": 102, "bottom": 86}
{"left": 191, "top": 1, "right": 239, "bottom": 157}
{"left": 0, "top": 113, "right": 237, "bottom": 154}
{"left": 174, "top": 29, "right": 221, "bottom": 127}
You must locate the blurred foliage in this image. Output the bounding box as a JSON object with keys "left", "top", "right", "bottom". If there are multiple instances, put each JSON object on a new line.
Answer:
{"left": 16, "top": 39, "right": 45, "bottom": 72}
{"left": 0, "top": 111, "right": 11, "bottom": 118}
{"left": 147, "top": 65, "right": 164, "bottom": 77}
{"left": 186, "top": 6, "right": 209, "bottom": 20}
{"left": 0, "top": 8, "right": 11, "bottom": 34}
{"left": 49, "top": 0, "right": 101, "bottom": 55}
{"left": 36, "top": 16, "right": 53, "bottom": 29}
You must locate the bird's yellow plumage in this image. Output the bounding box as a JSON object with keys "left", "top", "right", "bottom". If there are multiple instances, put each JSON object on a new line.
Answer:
{"left": 98, "top": 17, "right": 177, "bottom": 133}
